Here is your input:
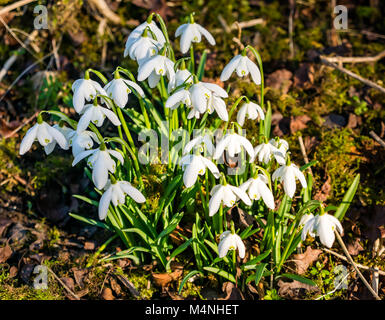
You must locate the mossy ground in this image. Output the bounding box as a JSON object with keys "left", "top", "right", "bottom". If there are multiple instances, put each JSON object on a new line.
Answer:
{"left": 1, "top": 0, "right": 385, "bottom": 299}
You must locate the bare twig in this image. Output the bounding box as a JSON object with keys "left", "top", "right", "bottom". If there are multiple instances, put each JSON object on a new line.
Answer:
{"left": 320, "top": 50, "right": 385, "bottom": 64}
{"left": 0, "top": 0, "right": 37, "bottom": 16}
{"left": 335, "top": 231, "right": 381, "bottom": 300}
{"left": 320, "top": 56, "right": 385, "bottom": 94}
{"left": 288, "top": 0, "right": 295, "bottom": 59}
{"left": 0, "top": 22, "right": 39, "bottom": 83}
{"left": 3, "top": 111, "right": 38, "bottom": 139}
{"left": 322, "top": 248, "right": 385, "bottom": 276}
{"left": 86, "top": 0, "right": 121, "bottom": 25}
{"left": 0, "top": 52, "right": 53, "bottom": 103}
{"left": 212, "top": 18, "right": 264, "bottom": 34}
{"left": 217, "top": 14, "right": 231, "bottom": 33}
{"left": 47, "top": 266, "right": 80, "bottom": 300}
{"left": 369, "top": 130, "right": 385, "bottom": 149}
{"left": 298, "top": 135, "right": 313, "bottom": 176}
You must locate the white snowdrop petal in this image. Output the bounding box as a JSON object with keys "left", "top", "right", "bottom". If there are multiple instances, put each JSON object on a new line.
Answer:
{"left": 99, "top": 187, "right": 112, "bottom": 220}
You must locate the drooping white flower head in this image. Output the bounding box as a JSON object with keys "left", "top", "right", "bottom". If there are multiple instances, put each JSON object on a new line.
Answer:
{"left": 165, "top": 88, "right": 192, "bottom": 110}
{"left": 72, "top": 76, "right": 107, "bottom": 113}
{"left": 68, "top": 130, "right": 99, "bottom": 157}
{"left": 166, "top": 80, "right": 228, "bottom": 120}
{"left": 218, "top": 230, "right": 245, "bottom": 259}
{"left": 253, "top": 141, "right": 278, "bottom": 164}
{"left": 180, "top": 154, "right": 220, "bottom": 188}
{"left": 207, "top": 92, "right": 229, "bottom": 121}
{"left": 269, "top": 138, "right": 289, "bottom": 165}
{"left": 301, "top": 213, "right": 343, "bottom": 248}
{"left": 237, "top": 101, "right": 264, "bottom": 126}
{"left": 299, "top": 212, "right": 315, "bottom": 228}
{"left": 183, "top": 133, "right": 215, "bottom": 157}
{"left": 175, "top": 16, "right": 215, "bottom": 54}
{"left": 44, "top": 124, "right": 75, "bottom": 155}
{"left": 72, "top": 145, "right": 124, "bottom": 190}
{"left": 19, "top": 120, "right": 69, "bottom": 155}
{"left": 76, "top": 102, "right": 121, "bottom": 133}
{"left": 272, "top": 162, "right": 307, "bottom": 198}
{"left": 137, "top": 52, "right": 175, "bottom": 88}
{"left": 104, "top": 76, "right": 145, "bottom": 109}
{"left": 240, "top": 173, "right": 275, "bottom": 210}
{"left": 220, "top": 53, "right": 261, "bottom": 85}
{"left": 168, "top": 66, "right": 193, "bottom": 93}
{"left": 125, "top": 28, "right": 161, "bottom": 64}
{"left": 209, "top": 183, "right": 251, "bottom": 216}
{"left": 98, "top": 179, "right": 146, "bottom": 220}
{"left": 213, "top": 133, "right": 254, "bottom": 161}
{"left": 124, "top": 18, "right": 166, "bottom": 56}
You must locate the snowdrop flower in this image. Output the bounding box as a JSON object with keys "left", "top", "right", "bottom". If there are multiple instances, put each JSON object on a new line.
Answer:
{"left": 183, "top": 134, "right": 215, "bottom": 156}
{"left": 167, "top": 64, "right": 193, "bottom": 93}
{"left": 76, "top": 101, "right": 121, "bottom": 133}
{"left": 237, "top": 101, "right": 264, "bottom": 126}
{"left": 44, "top": 123, "right": 75, "bottom": 155}
{"left": 213, "top": 133, "right": 254, "bottom": 161}
{"left": 299, "top": 212, "right": 315, "bottom": 229}
{"left": 209, "top": 183, "right": 251, "bottom": 216}
{"left": 165, "top": 88, "right": 192, "bottom": 110}
{"left": 72, "top": 73, "right": 107, "bottom": 113}
{"left": 272, "top": 160, "right": 307, "bottom": 198}
{"left": 137, "top": 51, "right": 175, "bottom": 88}
{"left": 175, "top": 15, "right": 215, "bottom": 54}
{"left": 125, "top": 28, "right": 160, "bottom": 64}
{"left": 180, "top": 154, "right": 220, "bottom": 188}
{"left": 301, "top": 213, "right": 343, "bottom": 248}
{"left": 99, "top": 179, "right": 146, "bottom": 220}
{"left": 19, "top": 118, "right": 69, "bottom": 155}
{"left": 207, "top": 93, "right": 229, "bottom": 121}
{"left": 253, "top": 141, "right": 277, "bottom": 164}
{"left": 240, "top": 173, "right": 274, "bottom": 209}
{"left": 220, "top": 51, "right": 261, "bottom": 85}
{"left": 72, "top": 145, "right": 124, "bottom": 190}
{"left": 104, "top": 74, "right": 145, "bottom": 109}
{"left": 124, "top": 16, "right": 165, "bottom": 55}
{"left": 218, "top": 230, "right": 245, "bottom": 259}
{"left": 68, "top": 130, "right": 99, "bottom": 157}
{"left": 269, "top": 138, "right": 289, "bottom": 165}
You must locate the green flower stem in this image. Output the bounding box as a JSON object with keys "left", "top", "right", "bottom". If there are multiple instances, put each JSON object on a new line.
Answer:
{"left": 116, "top": 107, "right": 136, "bottom": 151}
{"left": 138, "top": 98, "right": 151, "bottom": 129}
{"left": 223, "top": 96, "right": 248, "bottom": 132}
{"left": 190, "top": 45, "right": 195, "bottom": 74}
{"left": 86, "top": 234, "right": 118, "bottom": 267}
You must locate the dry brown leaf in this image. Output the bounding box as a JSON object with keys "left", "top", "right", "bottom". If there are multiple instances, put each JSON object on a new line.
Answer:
{"left": 219, "top": 282, "right": 245, "bottom": 300}
{"left": 347, "top": 238, "right": 364, "bottom": 256}
{"left": 278, "top": 279, "right": 320, "bottom": 299}
{"left": 290, "top": 115, "right": 311, "bottom": 134}
{"left": 266, "top": 69, "right": 293, "bottom": 94}
{"left": 314, "top": 176, "right": 332, "bottom": 202}
{"left": 291, "top": 246, "right": 322, "bottom": 275}
{"left": 0, "top": 244, "right": 12, "bottom": 263}
{"left": 294, "top": 63, "right": 314, "bottom": 89}
{"left": 101, "top": 287, "right": 115, "bottom": 300}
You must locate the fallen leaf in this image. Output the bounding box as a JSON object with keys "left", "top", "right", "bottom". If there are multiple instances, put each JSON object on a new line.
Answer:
{"left": 294, "top": 63, "right": 314, "bottom": 89}
{"left": 72, "top": 268, "right": 88, "bottom": 289}
{"left": 314, "top": 176, "right": 332, "bottom": 202}
{"left": 0, "top": 244, "right": 12, "bottom": 263}
{"left": 266, "top": 69, "right": 293, "bottom": 95}
{"left": 291, "top": 246, "right": 322, "bottom": 275}
{"left": 346, "top": 113, "right": 362, "bottom": 129}
{"left": 277, "top": 279, "right": 320, "bottom": 299}
{"left": 347, "top": 238, "right": 364, "bottom": 256}
{"left": 60, "top": 277, "right": 75, "bottom": 292}
{"left": 219, "top": 282, "right": 245, "bottom": 300}
{"left": 101, "top": 287, "right": 115, "bottom": 300}
{"left": 9, "top": 266, "right": 18, "bottom": 278}
{"left": 290, "top": 115, "right": 311, "bottom": 134}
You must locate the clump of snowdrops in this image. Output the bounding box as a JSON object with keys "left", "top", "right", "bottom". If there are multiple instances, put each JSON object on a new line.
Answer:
{"left": 20, "top": 13, "right": 360, "bottom": 291}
